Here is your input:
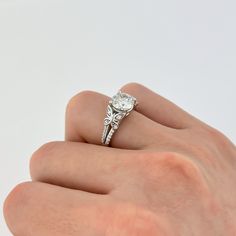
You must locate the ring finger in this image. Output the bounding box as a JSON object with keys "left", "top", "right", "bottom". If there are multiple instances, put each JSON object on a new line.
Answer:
{"left": 65, "top": 91, "right": 173, "bottom": 150}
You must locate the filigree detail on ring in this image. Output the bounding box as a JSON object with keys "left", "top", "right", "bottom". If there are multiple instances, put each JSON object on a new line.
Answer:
{"left": 102, "top": 91, "right": 137, "bottom": 146}
{"left": 104, "top": 105, "right": 126, "bottom": 130}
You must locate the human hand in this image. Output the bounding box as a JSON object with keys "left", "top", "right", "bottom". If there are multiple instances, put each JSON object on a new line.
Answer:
{"left": 4, "top": 83, "right": 236, "bottom": 235}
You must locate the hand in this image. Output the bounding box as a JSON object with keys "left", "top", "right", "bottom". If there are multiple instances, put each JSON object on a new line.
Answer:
{"left": 4, "top": 83, "right": 236, "bottom": 236}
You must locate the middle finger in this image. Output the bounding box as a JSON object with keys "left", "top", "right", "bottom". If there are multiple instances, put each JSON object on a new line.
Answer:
{"left": 30, "top": 141, "right": 137, "bottom": 194}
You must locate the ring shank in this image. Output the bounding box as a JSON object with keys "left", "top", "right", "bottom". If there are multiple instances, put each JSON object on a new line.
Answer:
{"left": 101, "top": 92, "right": 137, "bottom": 146}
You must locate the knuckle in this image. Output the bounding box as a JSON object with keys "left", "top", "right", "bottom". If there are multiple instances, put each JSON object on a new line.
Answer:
{"left": 136, "top": 152, "right": 208, "bottom": 193}
{"left": 30, "top": 141, "right": 61, "bottom": 179}
{"left": 65, "top": 90, "right": 99, "bottom": 127}
{"left": 204, "top": 126, "right": 227, "bottom": 143}
{"left": 66, "top": 90, "right": 97, "bottom": 114}
{"left": 4, "top": 182, "right": 32, "bottom": 214}
{"left": 109, "top": 202, "right": 172, "bottom": 236}
{"left": 121, "top": 82, "right": 144, "bottom": 92}
{"left": 202, "top": 126, "right": 232, "bottom": 152}
{"left": 201, "top": 127, "right": 236, "bottom": 162}
{"left": 4, "top": 182, "right": 34, "bottom": 234}
{"left": 186, "top": 142, "right": 215, "bottom": 164}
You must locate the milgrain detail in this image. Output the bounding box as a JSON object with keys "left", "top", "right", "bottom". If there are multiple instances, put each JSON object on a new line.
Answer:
{"left": 105, "top": 128, "right": 115, "bottom": 145}
{"left": 102, "top": 125, "right": 109, "bottom": 144}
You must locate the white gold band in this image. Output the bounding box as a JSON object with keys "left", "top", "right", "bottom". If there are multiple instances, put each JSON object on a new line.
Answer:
{"left": 101, "top": 91, "right": 137, "bottom": 146}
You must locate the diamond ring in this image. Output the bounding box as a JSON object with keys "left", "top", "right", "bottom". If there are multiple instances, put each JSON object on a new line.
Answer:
{"left": 102, "top": 91, "right": 137, "bottom": 146}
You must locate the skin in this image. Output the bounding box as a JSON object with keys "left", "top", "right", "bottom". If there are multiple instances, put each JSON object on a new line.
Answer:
{"left": 3, "top": 82, "right": 236, "bottom": 236}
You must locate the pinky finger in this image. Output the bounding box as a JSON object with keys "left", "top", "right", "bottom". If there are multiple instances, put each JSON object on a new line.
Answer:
{"left": 4, "top": 181, "right": 109, "bottom": 236}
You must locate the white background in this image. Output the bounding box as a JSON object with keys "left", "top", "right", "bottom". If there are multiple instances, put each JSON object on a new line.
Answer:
{"left": 0, "top": 0, "right": 235, "bottom": 235}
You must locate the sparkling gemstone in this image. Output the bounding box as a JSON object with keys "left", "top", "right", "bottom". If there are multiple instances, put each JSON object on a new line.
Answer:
{"left": 112, "top": 92, "right": 136, "bottom": 111}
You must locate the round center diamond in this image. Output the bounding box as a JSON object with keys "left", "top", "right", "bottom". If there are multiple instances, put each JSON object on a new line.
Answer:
{"left": 112, "top": 92, "right": 135, "bottom": 111}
